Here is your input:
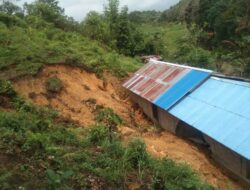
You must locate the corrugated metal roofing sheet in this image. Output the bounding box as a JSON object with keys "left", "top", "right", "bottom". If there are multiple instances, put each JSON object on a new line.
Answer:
{"left": 123, "top": 60, "right": 212, "bottom": 110}
{"left": 169, "top": 77, "right": 250, "bottom": 159}
{"left": 154, "top": 70, "right": 210, "bottom": 110}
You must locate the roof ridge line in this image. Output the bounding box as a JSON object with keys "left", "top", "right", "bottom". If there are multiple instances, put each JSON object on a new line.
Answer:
{"left": 211, "top": 77, "right": 250, "bottom": 88}
{"left": 212, "top": 73, "right": 250, "bottom": 83}
{"left": 149, "top": 59, "right": 213, "bottom": 73}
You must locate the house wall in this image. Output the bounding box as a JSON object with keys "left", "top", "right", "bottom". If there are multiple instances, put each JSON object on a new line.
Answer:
{"left": 247, "top": 161, "right": 250, "bottom": 180}
{"left": 176, "top": 121, "right": 206, "bottom": 144}
{"left": 204, "top": 135, "right": 250, "bottom": 184}
{"left": 130, "top": 93, "right": 154, "bottom": 121}
{"left": 157, "top": 107, "right": 179, "bottom": 133}
{"left": 129, "top": 93, "right": 179, "bottom": 133}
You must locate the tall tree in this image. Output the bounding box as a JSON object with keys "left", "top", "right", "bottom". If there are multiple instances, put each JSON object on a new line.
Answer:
{"left": 24, "top": 0, "right": 64, "bottom": 25}
{"left": 82, "top": 11, "right": 109, "bottom": 43}
{"left": 104, "top": 0, "right": 119, "bottom": 37}
{"left": 0, "top": 0, "right": 22, "bottom": 15}
{"left": 116, "top": 6, "right": 131, "bottom": 55}
{"left": 195, "top": 0, "right": 250, "bottom": 76}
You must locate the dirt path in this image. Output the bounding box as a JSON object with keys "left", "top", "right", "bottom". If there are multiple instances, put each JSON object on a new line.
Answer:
{"left": 14, "top": 65, "right": 245, "bottom": 190}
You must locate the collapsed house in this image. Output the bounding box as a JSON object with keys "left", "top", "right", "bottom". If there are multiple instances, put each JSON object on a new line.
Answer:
{"left": 123, "top": 60, "right": 250, "bottom": 184}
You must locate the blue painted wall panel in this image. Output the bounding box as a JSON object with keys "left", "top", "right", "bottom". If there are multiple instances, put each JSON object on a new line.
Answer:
{"left": 154, "top": 70, "right": 210, "bottom": 110}
{"left": 169, "top": 77, "right": 250, "bottom": 159}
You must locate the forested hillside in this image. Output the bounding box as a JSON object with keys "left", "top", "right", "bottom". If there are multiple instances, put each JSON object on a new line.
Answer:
{"left": 160, "top": 0, "right": 199, "bottom": 22}
{"left": 194, "top": 0, "right": 250, "bottom": 76}
{"left": 128, "top": 0, "right": 250, "bottom": 77}
{"left": 0, "top": 0, "right": 142, "bottom": 80}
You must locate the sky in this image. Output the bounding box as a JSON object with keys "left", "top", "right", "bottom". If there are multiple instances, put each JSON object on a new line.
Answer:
{"left": 17, "top": 0, "right": 180, "bottom": 21}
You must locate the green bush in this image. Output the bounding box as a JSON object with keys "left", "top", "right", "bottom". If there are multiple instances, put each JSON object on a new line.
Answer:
{"left": 11, "top": 96, "right": 58, "bottom": 120}
{"left": 11, "top": 96, "right": 34, "bottom": 112}
{"left": 87, "top": 125, "right": 109, "bottom": 144}
{"left": 1, "top": 112, "right": 50, "bottom": 133}
{"left": 0, "top": 112, "right": 51, "bottom": 152}
{"left": 46, "top": 77, "right": 63, "bottom": 93}
{"left": 0, "top": 112, "right": 33, "bottom": 132}
{"left": 0, "top": 170, "right": 12, "bottom": 190}
{"left": 171, "top": 32, "right": 215, "bottom": 69}
{"left": 0, "top": 13, "right": 26, "bottom": 27}
{"left": 0, "top": 80, "right": 16, "bottom": 96}
{"left": 16, "top": 62, "right": 43, "bottom": 75}
{"left": 96, "top": 107, "right": 123, "bottom": 126}
{"left": 101, "top": 140, "right": 124, "bottom": 158}
{"left": 32, "top": 106, "right": 58, "bottom": 120}
{"left": 187, "top": 48, "right": 213, "bottom": 69}
{"left": 151, "top": 159, "right": 213, "bottom": 190}
{"left": 22, "top": 132, "right": 49, "bottom": 152}
{"left": 46, "top": 169, "right": 74, "bottom": 190}
{"left": 0, "top": 127, "right": 26, "bottom": 153}
{"left": 125, "top": 139, "right": 149, "bottom": 169}
{"left": 49, "top": 127, "right": 78, "bottom": 146}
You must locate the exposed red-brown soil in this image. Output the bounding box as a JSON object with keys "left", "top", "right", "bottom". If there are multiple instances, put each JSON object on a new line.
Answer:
{"left": 13, "top": 65, "right": 246, "bottom": 190}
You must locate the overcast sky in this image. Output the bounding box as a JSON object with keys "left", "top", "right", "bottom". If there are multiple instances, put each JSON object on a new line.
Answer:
{"left": 17, "top": 0, "right": 180, "bottom": 21}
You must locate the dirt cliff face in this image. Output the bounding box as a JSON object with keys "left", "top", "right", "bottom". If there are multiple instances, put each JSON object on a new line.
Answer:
{"left": 14, "top": 65, "right": 243, "bottom": 190}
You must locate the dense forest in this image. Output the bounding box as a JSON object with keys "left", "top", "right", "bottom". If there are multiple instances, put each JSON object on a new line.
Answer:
{"left": 131, "top": 0, "right": 250, "bottom": 76}
{"left": 0, "top": 0, "right": 249, "bottom": 189}
{"left": 82, "top": 0, "right": 250, "bottom": 76}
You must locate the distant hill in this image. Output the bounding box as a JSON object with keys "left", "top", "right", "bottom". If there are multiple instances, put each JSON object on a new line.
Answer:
{"left": 160, "top": 0, "right": 199, "bottom": 22}
{"left": 128, "top": 0, "right": 200, "bottom": 23}
{"left": 128, "top": 10, "right": 162, "bottom": 23}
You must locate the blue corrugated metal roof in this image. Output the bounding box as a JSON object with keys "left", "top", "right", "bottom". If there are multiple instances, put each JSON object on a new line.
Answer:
{"left": 123, "top": 60, "right": 212, "bottom": 110}
{"left": 154, "top": 70, "right": 210, "bottom": 110}
{"left": 125, "top": 60, "right": 250, "bottom": 159}
{"left": 169, "top": 77, "right": 250, "bottom": 159}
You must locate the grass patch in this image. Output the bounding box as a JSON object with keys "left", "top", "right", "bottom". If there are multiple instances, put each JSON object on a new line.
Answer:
{"left": 0, "top": 95, "right": 213, "bottom": 189}
{"left": 16, "top": 62, "right": 43, "bottom": 76}
{"left": 0, "top": 20, "right": 142, "bottom": 80}
{"left": 95, "top": 107, "right": 123, "bottom": 127}
{"left": 46, "top": 77, "right": 63, "bottom": 93}
{"left": 0, "top": 80, "right": 16, "bottom": 97}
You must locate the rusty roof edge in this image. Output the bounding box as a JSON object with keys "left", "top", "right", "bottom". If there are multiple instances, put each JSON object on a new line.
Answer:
{"left": 149, "top": 59, "right": 213, "bottom": 73}
{"left": 149, "top": 59, "right": 250, "bottom": 83}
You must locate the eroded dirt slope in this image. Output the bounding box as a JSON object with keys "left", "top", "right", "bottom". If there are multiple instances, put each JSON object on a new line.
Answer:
{"left": 14, "top": 65, "right": 244, "bottom": 190}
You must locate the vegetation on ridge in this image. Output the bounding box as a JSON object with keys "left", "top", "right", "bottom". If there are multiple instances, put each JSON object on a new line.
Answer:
{"left": 0, "top": 0, "right": 143, "bottom": 80}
